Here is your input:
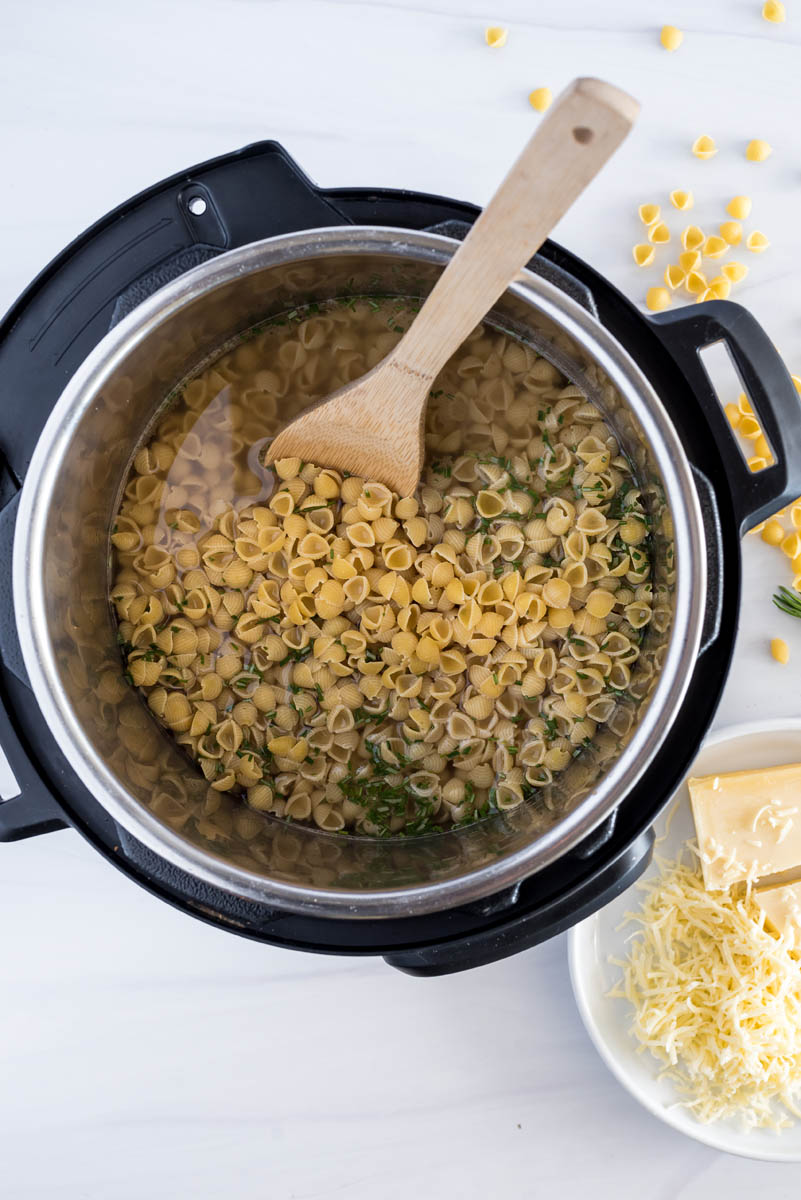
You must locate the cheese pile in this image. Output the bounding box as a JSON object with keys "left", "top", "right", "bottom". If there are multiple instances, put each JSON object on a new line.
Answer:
{"left": 611, "top": 856, "right": 801, "bottom": 1129}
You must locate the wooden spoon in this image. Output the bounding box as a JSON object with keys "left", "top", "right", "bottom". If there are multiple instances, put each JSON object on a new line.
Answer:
{"left": 267, "top": 77, "right": 639, "bottom": 495}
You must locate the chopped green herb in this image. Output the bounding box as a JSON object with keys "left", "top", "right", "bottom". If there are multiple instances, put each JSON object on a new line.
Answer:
{"left": 353, "top": 705, "right": 390, "bottom": 728}
{"left": 278, "top": 644, "right": 313, "bottom": 665}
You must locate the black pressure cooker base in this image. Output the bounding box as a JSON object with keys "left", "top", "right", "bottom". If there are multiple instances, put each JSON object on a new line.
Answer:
{"left": 0, "top": 139, "right": 776, "bottom": 974}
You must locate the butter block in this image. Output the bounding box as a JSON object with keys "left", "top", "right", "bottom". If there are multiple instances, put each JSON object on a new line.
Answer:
{"left": 688, "top": 763, "right": 801, "bottom": 891}
{"left": 754, "top": 882, "right": 801, "bottom": 949}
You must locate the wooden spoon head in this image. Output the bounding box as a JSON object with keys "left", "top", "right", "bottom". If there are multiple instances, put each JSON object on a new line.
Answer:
{"left": 268, "top": 76, "right": 638, "bottom": 497}
{"left": 265, "top": 357, "right": 429, "bottom": 497}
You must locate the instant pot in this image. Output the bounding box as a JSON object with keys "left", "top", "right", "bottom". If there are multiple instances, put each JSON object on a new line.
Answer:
{"left": 2, "top": 141, "right": 799, "bottom": 975}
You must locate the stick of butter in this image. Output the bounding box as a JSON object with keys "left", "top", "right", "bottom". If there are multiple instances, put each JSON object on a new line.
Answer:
{"left": 754, "top": 881, "right": 801, "bottom": 950}
{"left": 688, "top": 763, "right": 801, "bottom": 891}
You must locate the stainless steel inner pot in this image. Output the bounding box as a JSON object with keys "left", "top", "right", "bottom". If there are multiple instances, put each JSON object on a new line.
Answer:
{"left": 13, "top": 228, "right": 706, "bottom": 917}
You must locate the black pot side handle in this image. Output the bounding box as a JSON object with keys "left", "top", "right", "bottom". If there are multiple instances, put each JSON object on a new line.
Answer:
{"left": 0, "top": 492, "right": 67, "bottom": 841}
{"left": 651, "top": 302, "right": 801, "bottom": 534}
{"left": 383, "top": 829, "right": 653, "bottom": 976}
{"left": 0, "top": 693, "right": 67, "bottom": 841}
{"left": 0, "top": 142, "right": 352, "bottom": 473}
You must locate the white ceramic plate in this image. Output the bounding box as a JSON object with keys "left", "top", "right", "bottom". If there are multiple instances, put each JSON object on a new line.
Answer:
{"left": 568, "top": 717, "right": 801, "bottom": 1161}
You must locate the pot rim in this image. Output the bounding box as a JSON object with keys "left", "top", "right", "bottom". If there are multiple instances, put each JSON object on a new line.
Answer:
{"left": 13, "top": 226, "right": 706, "bottom": 917}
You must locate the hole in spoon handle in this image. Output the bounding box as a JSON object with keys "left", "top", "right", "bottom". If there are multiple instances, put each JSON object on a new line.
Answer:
{"left": 572, "top": 126, "right": 594, "bottom": 144}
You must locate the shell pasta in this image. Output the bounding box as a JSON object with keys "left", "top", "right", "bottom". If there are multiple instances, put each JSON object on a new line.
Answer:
{"left": 111, "top": 298, "right": 653, "bottom": 836}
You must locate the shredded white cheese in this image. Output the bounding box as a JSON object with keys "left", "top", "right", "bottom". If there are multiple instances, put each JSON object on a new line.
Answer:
{"left": 752, "top": 803, "right": 775, "bottom": 832}
{"left": 610, "top": 855, "right": 801, "bottom": 1130}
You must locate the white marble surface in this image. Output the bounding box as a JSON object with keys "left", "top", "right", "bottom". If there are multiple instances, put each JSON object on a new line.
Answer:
{"left": 3, "top": 1, "right": 801, "bottom": 1195}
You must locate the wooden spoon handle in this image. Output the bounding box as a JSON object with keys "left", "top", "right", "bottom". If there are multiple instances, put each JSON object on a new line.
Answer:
{"left": 394, "top": 78, "right": 639, "bottom": 379}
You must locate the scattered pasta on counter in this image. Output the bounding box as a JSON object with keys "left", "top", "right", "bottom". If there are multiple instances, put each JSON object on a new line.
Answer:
{"left": 528, "top": 87, "right": 552, "bottom": 113}
{"left": 719, "top": 221, "right": 743, "bottom": 246}
{"left": 669, "top": 189, "right": 693, "bottom": 211}
{"left": 663, "top": 264, "right": 685, "bottom": 290}
{"left": 782, "top": 532, "right": 801, "bottom": 559}
{"left": 684, "top": 269, "right": 707, "bottom": 296}
{"left": 645, "top": 286, "right": 671, "bottom": 311}
{"left": 638, "top": 203, "right": 660, "bottom": 226}
{"left": 705, "top": 275, "right": 731, "bottom": 300}
{"left": 746, "top": 230, "right": 770, "bottom": 252}
{"left": 484, "top": 25, "right": 508, "bottom": 47}
{"left": 724, "top": 402, "right": 741, "bottom": 428}
{"left": 615, "top": 55, "right": 789, "bottom": 619}
{"left": 633, "top": 181, "right": 767, "bottom": 310}
{"left": 681, "top": 225, "right": 705, "bottom": 251}
{"left": 723, "top": 391, "right": 775, "bottom": 476}
{"left": 744, "top": 393, "right": 801, "bottom": 598}
{"left": 722, "top": 261, "right": 748, "bottom": 282}
{"left": 762, "top": 0, "right": 787, "bottom": 19}
{"left": 703, "top": 234, "right": 728, "bottom": 259}
{"left": 691, "top": 135, "right": 717, "bottom": 160}
{"left": 771, "top": 637, "right": 790, "bottom": 664}
{"left": 648, "top": 221, "right": 670, "bottom": 245}
{"left": 739, "top": 413, "right": 762, "bottom": 440}
{"left": 727, "top": 195, "right": 753, "bottom": 219}
{"left": 659, "top": 25, "right": 684, "bottom": 50}
{"left": 632, "top": 243, "right": 655, "bottom": 267}
{"left": 746, "top": 138, "right": 773, "bottom": 162}
{"left": 678, "top": 249, "right": 701, "bottom": 273}
{"left": 762, "top": 519, "right": 785, "bottom": 546}
{"left": 754, "top": 433, "right": 771, "bottom": 460}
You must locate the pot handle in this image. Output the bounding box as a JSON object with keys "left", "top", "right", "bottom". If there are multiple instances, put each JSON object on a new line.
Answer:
{"left": 383, "top": 828, "right": 653, "bottom": 976}
{"left": 0, "top": 492, "right": 68, "bottom": 840}
{"left": 651, "top": 301, "right": 801, "bottom": 533}
{"left": 0, "top": 669, "right": 68, "bottom": 841}
{"left": 0, "top": 142, "right": 352, "bottom": 473}
{"left": 0, "top": 772, "right": 67, "bottom": 841}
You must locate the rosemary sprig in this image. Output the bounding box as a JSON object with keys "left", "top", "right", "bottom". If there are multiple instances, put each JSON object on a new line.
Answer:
{"left": 773, "top": 585, "right": 801, "bottom": 619}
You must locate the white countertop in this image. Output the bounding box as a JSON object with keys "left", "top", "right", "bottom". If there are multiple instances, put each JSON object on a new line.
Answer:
{"left": 3, "top": 1, "right": 801, "bottom": 1195}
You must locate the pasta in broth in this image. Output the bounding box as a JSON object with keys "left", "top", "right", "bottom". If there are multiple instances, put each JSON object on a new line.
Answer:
{"left": 111, "top": 298, "right": 653, "bottom": 836}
